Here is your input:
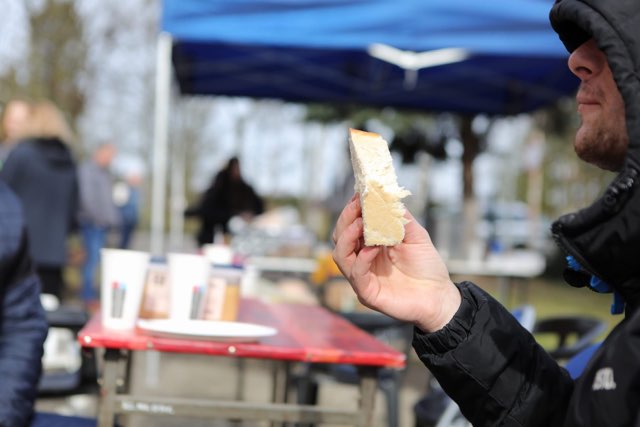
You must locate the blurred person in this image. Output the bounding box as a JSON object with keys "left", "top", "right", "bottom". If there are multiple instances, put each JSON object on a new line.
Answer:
{"left": 0, "top": 100, "right": 78, "bottom": 299}
{"left": 0, "top": 180, "right": 49, "bottom": 427}
{"left": 185, "top": 156, "right": 264, "bottom": 247}
{"left": 113, "top": 171, "right": 143, "bottom": 249}
{"left": 0, "top": 98, "right": 32, "bottom": 166}
{"left": 77, "top": 142, "right": 119, "bottom": 303}
{"left": 332, "top": 0, "right": 640, "bottom": 425}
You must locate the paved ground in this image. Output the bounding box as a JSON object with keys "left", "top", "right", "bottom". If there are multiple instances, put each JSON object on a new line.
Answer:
{"left": 36, "top": 230, "right": 433, "bottom": 427}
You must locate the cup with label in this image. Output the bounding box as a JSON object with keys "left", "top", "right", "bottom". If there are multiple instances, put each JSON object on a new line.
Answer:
{"left": 100, "top": 249, "right": 151, "bottom": 330}
{"left": 203, "top": 265, "right": 244, "bottom": 322}
{"left": 138, "top": 258, "right": 171, "bottom": 319}
{"left": 167, "top": 253, "right": 211, "bottom": 321}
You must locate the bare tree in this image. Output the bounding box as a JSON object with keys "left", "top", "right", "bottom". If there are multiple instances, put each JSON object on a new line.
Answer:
{"left": 1, "top": 0, "right": 86, "bottom": 140}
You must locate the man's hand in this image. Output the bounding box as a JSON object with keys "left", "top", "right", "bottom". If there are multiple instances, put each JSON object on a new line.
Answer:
{"left": 332, "top": 195, "right": 461, "bottom": 333}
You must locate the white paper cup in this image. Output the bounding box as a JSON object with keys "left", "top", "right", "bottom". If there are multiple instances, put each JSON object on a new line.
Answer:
{"left": 100, "top": 249, "right": 150, "bottom": 330}
{"left": 167, "top": 253, "right": 210, "bottom": 320}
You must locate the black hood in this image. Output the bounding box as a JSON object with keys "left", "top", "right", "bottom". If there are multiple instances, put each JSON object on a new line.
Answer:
{"left": 550, "top": 0, "right": 640, "bottom": 313}
{"left": 28, "top": 137, "right": 75, "bottom": 169}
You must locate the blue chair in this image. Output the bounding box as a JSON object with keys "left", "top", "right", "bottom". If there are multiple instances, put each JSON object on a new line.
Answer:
{"left": 564, "top": 342, "right": 602, "bottom": 379}
{"left": 510, "top": 304, "right": 537, "bottom": 332}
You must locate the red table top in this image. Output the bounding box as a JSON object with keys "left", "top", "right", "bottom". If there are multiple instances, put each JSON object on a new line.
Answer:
{"left": 78, "top": 299, "right": 406, "bottom": 368}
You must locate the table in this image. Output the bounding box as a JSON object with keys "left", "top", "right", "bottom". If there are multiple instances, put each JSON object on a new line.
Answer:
{"left": 446, "top": 250, "right": 546, "bottom": 305}
{"left": 79, "top": 298, "right": 406, "bottom": 427}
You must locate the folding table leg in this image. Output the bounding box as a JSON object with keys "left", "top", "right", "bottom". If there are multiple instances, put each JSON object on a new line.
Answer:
{"left": 98, "top": 349, "right": 126, "bottom": 427}
{"left": 271, "top": 361, "right": 291, "bottom": 427}
{"left": 229, "top": 358, "right": 246, "bottom": 427}
{"left": 235, "top": 358, "right": 245, "bottom": 401}
{"left": 357, "top": 367, "right": 378, "bottom": 427}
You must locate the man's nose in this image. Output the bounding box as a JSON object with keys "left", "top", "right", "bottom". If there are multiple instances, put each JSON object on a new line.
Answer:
{"left": 568, "top": 39, "right": 604, "bottom": 81}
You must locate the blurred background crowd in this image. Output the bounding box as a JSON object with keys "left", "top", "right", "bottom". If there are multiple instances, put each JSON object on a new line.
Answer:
{"left": 0, "top": 97, "right": 144, "bottom": 307}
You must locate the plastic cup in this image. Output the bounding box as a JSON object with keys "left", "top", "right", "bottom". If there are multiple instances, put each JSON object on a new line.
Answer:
{"left": 100, "top": 249, "right": 150, "bottom": 330}
{"left": 203, "top": 265, "right": 244, "bottom": 321}
{"left": 167, "top": 253, "right": 210, "bottom": 320}
{"left": 138, "top": 260, "right": 170, "bottom": 319}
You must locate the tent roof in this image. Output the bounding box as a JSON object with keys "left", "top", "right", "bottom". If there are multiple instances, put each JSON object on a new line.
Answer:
{"left": 162, "top": 0, "right": 578, "bottom": 115}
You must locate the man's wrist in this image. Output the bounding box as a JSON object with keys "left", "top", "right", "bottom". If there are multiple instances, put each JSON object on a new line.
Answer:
{"left": 415, "top": 281, "right": 462, "bottom": 333}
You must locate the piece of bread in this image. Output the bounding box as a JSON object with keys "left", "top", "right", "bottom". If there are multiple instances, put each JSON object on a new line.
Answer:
{"left": 349, "top": 128, "right": 410, "bottom": 246}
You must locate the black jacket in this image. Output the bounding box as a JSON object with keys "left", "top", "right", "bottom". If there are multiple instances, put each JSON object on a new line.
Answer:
{"left": 413, "top": 1, "right": 640, "bottom": 425}
{"left": 0, "top": 182, "right": 48, "bottom": 426}
{"left": 0, "top": 138, "right": 78, "bottom": 266}
{"left": 185, "top": 170, "right": 264, "bottom": 246}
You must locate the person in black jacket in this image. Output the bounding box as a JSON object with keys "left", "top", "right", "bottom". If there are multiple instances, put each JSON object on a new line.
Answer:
{"left": 0, "top": 181, "right": 49, "bottom": 427}
{"left": 185, "top": 156, "right": 264, "bottom": 247}
{"left": 1, "top": 100, "right": 78, "bottom": 299}
{"left": 332, "top": 0, "right": 640, "bottom": 425}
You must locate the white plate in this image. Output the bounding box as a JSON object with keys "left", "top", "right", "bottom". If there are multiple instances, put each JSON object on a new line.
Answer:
{"left": 137, "top": 319, "right": 277, "bottom": 342}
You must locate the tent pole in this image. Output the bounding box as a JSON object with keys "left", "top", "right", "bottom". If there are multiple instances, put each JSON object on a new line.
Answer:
{"left": 168, "top": 100, "right": 185, "bottom": 252}
{"left": 150, "top": 32, "right": 173, "bottom": 256}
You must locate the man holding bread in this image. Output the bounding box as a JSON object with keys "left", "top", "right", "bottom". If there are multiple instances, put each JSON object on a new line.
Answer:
{"left": 332, "top": 0, "right": 640, "bottom": 425}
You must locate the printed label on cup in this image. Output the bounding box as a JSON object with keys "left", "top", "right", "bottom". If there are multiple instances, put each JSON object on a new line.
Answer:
{"left": 203, "top": 277, "right": 227, "bottom": 321}
{"left": 168, "top": 253, "right": 210, "bottom": 321}
{"left": 189, "top": 284, "right": 206, "bottom": 320}
{"left": 201, "top": 266, "right": 243, "bottom": 321}
{"left": 139, "top": 264, "right": 170, "bottom": 319}
{"left": 111, "top": 281, "right": 126, "bottom": 319}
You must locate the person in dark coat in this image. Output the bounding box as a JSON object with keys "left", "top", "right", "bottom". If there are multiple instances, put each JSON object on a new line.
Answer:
{"left": 0, "top": 180, "right": 49, "bottom": 427}
{"left": 0, "top": 100, "right": 78, "bottom": 299}
{"left": 186, "top": 156, "right": 264, "bottom": 247}
{"left": 333, "top": 0, "right": 640, "bottom": 425}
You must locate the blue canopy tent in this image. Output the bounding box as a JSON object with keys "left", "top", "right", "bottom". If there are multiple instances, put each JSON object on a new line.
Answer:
{"left": 151, "top": 0, "right": 579, "bottom": 254}
{"left": 162, "top": 0, "right": 577, "bottom": 115}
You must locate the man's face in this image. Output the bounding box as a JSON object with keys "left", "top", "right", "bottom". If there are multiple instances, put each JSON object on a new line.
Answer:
{"left": 96, "top": 144, "right": 116, "bottom": 168}
{"left": 568, "top": 39, "right": 628, "bottom": 171}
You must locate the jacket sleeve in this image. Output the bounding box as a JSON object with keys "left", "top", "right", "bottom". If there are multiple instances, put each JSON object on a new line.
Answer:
{"left": 0, "top": 229, "right": 49, "bottom": 427}
{"left": 413, "top": 281, "right": 574, "bottom": 426}
{"left": 0, "top": 147, "right": 24, "bottom": 189}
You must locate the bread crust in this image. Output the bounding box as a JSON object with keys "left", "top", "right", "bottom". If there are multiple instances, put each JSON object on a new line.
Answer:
{"left": 348, "top": 128, "right": 410, "bottom": 246}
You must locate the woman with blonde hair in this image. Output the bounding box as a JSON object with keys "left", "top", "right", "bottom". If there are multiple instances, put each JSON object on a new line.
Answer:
{"left": 0, "top": 98, "right": 32, "bottom": 164}
{"left": 0, "top": 99, "right": 78, "bottom": 299}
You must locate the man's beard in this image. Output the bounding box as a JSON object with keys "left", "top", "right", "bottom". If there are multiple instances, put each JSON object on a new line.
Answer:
{"left": 575, "top": 118, "right": 628, "bottom": 172}
{"left": 574, "top": 81, "right": 628, "bottom": 171}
